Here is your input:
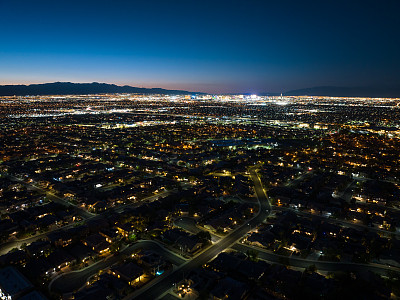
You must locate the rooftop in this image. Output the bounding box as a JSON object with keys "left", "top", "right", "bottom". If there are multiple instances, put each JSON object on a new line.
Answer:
{"left": 0, "top": 266, "right": 33, "bottom": 297}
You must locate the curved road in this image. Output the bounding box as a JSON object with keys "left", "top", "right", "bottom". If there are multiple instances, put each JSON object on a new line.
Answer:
{"left": 50, "top": 240, "right": 186, "bottom": 294}
{"left": 175, "top": 213, "right": 400, "bottom": 277}
{"left": 232, "top": 243, "right": 400, "bottom": 276}
{"left": 0, "top": 189, "right": 170, "bottom": 255}
{"left": 126, "top": 168, "right": 271, "bottom": 300}
{"left": 273, "top": 206, "right": 400, "bottom": 238}
{"left": 0, "top": 224, "right": 76, "bottom": 255}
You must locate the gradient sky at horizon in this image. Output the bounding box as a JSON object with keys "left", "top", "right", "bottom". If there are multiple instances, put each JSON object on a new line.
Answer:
{"left": 1, "top": 0, "right": 399, "bottom": 93}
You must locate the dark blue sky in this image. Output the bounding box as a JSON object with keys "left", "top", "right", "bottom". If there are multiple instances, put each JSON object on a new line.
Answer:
{"left": 1, "top": 0, "right": 399, "bottom": 93}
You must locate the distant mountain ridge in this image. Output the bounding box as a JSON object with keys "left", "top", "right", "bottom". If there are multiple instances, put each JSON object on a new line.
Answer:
{"left": 0, "top": 82, "right": 196, "bottom": 96}
{"left": 282, "top": 86, "right": 400, "bottom": 98}
{"left": 0, "top": 82, "right": 399, "bottom": 98}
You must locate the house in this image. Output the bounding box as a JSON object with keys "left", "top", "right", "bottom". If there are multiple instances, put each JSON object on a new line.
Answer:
{"left": 86, "top": 218, "right": 109, "bottom": 232}
{"left": 204, "top": 216, "right": 231, "bottom": 232}
{"left": 91, "top": 201, "right": 107, "bottom": 213}
{"left": 34, "top": 214, "right": 58, "bottom": 230}
{"left": 147, "top": 220, "right": 167, "bottom": 231}
{"left": 55, "top": 210, "right": 75, "bottom": 224}
{"left": 115, "top": 222, "right": 135, "bottom": 238}
{"left": 83, "top": 233, "right": 109, "bottom": 254}
{"left": 184, "top": 269, "right": 223, "bottom": 295}
{"left": 288, "top": 233, "right": 312, "bottom": 252}
{"left": 67, "top": 225, "right": 90, "bottom": 241}
{"left": 235, "top": 174, "right": 253, "bottom": 197}
{"left": 269, "top": 266, "right": 303, "bottom": 290}
{"left": 47, "top": 230, "right": 73, "bottom": 247}
{"left": 0, "top": 250, "right": 28, "bottom": 266}
{"left": 0, "top": 266, "right": 34, "bottom": 299}
{"left": 379, "top": 240, "right": 400, "bottom": 267}
{"left": 208, "top": 252, "right": 242, "bottom": 273}
{"left": 110, "top": 262, "right": 144, "bottom": 285}
{"left": 66, "top": 243, "right": 95, "bottom": 263}
{"left": 303, "top": 272, "right": 335, "bottom": 298}
{"left": 23, "top": 257, "right": 52, "bottom": 278}
{"left": 99, "top": 228, "right": 119, "bottom": 243}
{"left": 162, "top": 229, "right": 203, "bottom": 254}
{"left": 237, "top": 259, "right": 269, "bottom": 281}
{"left": 162, "top": 228, "right": 186, "bottom": 244}
{"left": 96, "top": 273, "right": 130, "bottom": 297}
{"left": 25, "top": 240, "right": 52, "bottom": 257}
{"left": 47, "top": 249, "right": 76, "bottom": 270}
{"left": 247, "top": 231, "right": 275, "bottom": 248}
{"left": 210, "top": 277, "right": 249, "bottom": 300}
{"left": 0, "top": 219, "right": 18, "bottom": 237}
{"left": 175, "top": 235, "right": 202, "bottom": 254}
{"left": 138, "top": 251, "right": 168, "bottom": 275}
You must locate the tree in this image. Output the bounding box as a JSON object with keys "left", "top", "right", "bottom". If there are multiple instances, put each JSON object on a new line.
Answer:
{"left": 246, "top": 249, "right": 259, "bottom": 262}
{"left": 196, "top": 231, "right": 211, "bottom": 242}
{"left": 128, "top": 233, "right": 137, "bottom": 243}
{"left": 0, "top": 232, "right": 9, "bottom": 243}
{"left": 110, "top": 240, "right": 122, "bottom": 254}
{"left": 304, "top": 264, "right": 317, "bottom": 274}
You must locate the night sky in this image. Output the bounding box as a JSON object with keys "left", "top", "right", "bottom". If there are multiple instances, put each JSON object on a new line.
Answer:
{"left": 1, "top": 0, "right": 399, "bottom": 93}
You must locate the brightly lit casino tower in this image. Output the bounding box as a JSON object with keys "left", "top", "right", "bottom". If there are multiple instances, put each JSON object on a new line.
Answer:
{"left": 276, "top": 93, "right": 288, "bottom": 106}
